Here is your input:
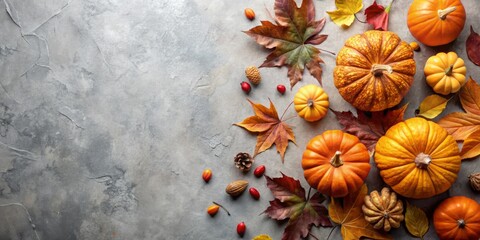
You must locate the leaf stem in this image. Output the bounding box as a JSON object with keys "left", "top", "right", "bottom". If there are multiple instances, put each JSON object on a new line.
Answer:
{"left": 354, "top": 14, "right": 367, "bottom": 24}
{"left": 319, "top": 48, "right": 336, "bottom": 56}
{"left": 308, "top": 232, "right": 320, "bottom": 240}
{"left": 326, "top": 225, "right": 337, "bottom": 240}
{"left": 280, "top": 101, "right": 294, "bottom": 121}
{"left": 307, "top": 187, "right": 312, "bottom": 200}
{"left": 281, "top": 115, "right": 297, "bottom": 122}
{"left": 212, "top": 201, "right": 231, "bottom": 216}
{"left": 386, "top": 0, "right": 395, "bottom": 13}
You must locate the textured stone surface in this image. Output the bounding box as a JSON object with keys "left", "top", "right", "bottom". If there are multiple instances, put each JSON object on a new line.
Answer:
{"left": 0, "top": 0, "right": 479, "bottom": 239}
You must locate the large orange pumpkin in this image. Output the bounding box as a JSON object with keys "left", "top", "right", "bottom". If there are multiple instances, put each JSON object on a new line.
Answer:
{"left": 407, "top": 0, "right": 466, "bottom": 46}
{"left": 375, "top": 117, "right": 461, "bottom": 199}
{"left": 433, "top": 196, "right": 480, "bottom": 240}
{"left": 302, "top": 130, "right": 371, "bottom": 198}
{"left": 334, "top": 30, "right": 416, "bottom": 112}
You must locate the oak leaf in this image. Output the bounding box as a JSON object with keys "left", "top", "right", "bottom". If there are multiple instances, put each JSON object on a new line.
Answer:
{"left": 332, "top": 104, "right": 408, "bottom": 151}
{"left": 327, "top": 0, "right": 363, "bottom": 28}
{"left": 244, "top": 0, "right": 328, "bottom": 88}
{"left": 416, "top": 94, "right": 449, "bottom": 119}
{"left": 234, "top": 99, "right": 295, "bottom": 162}
{"left": 460, "top": 128, "right": 480, "bottom": 160}
{"left": 466, "top": 26, "right": 480, "bottom": 66}
{"left": 263, "top": 173, "right": 332, "bottom": 240}
{"left": 438, "top": 78, "right": 480, "bottom": 141}
{"left": 405, "top": 202, "right": 429, "bottom": 239}
{"left": 364, "top": 0, "right": 392, "bottom": 31}
{"left": 329, "top": 184, "right": 392, "bottom": 240}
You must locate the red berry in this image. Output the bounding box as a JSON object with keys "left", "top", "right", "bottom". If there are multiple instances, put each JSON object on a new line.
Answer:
{"left": 277, "top": 84, "right": 286, "bottom": 94}
{"left": 202, "top": 169, "right": 212, "bottom": 183}
{"left": 249, "top": 187, "right": 260, "bottom": 200}
{"left": 253, "top": 165, "right": 265, "bottom": 178}
{"left": 207, "top": 204, "right": 220, "bottom": 217}
{"left": 240, "top": 81, "right": 251, "bottom": 94}
{"left": 237, "top": 222, "right": 246, "bottom": 237}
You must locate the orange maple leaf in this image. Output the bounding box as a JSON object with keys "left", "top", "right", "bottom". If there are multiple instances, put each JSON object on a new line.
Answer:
{"left": 438, "top": 77, "right": 480, "bottom": 141}
{"left": 234, "top": 99, "right": 296, "bottom": 162}
{"left": 329, "top": 184, "right": 392, "bottom": 240}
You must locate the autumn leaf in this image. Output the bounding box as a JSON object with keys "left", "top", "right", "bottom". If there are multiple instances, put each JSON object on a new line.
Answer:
{"left": 460, "top": 128, "right": 480, "bottom": 160}
{"left": 329, "top": 184, "right": 392, "bottom": 240}
{"left": 252, "top": 234, "right": 272, "bottom": 240}
{"left": 460, "top": 77, "right": 480, "bottom": 115}
{"left": 234, "top": 99, "right": 295, "bottom": 162}
{"left": 332, "top": 104, "right": 408, "bottom": 151}
{"left": 263, "top": 173, "right": 332, "bottom": 240}
{"left": 327, "top": 0, "right": 363, "bottom": 28}
{"left": 438, "top": 78, "right": 480, "bottom": 141}
{"left": 466, "top": 26, "right": 480, "bottom": 66}
{"left": 416, "top": 94, "right": 449, "bottom": 119}
{"left": 405, "top": 202, "right": 429, "bottom": 239}
{"left": 364, "top": 0, "right": 393, "bottom": 31}
{"left": 244, "top": 0, "right": 328, "bottom": 88}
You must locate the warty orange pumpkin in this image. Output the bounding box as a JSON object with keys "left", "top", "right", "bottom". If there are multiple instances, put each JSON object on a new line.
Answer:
{"left": 433, "top": 196, "right": 480, "bottom": 240}
{"left": 375, "top": 117, "right": 461, "bottom": 199}
{"left": 407, "top": 0, "right": 466, "bottom": 46}
{"left": 302, "top": 130, "right": 371, "bottom": 198}
{"left": 334, "top": 30, "right": 416, "bottom": 112}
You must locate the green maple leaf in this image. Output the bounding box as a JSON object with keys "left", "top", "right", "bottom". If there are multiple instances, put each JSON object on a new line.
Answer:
{"left": 244, "top": 0, "right": 328, "bottom": 89}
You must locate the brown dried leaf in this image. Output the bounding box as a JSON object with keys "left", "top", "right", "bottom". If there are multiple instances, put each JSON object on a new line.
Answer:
{"left": 332, "top": 104, "right": 408, "bottom": 151}
{"left": 460, "top": 128, "right": 480, "bottom": 160}
{"left": 234, "top": 99, "right": 295, "bottom": 162}
{"left": 329, "top": 184, "right": 392, "bottom": 240}
{"left": 405, "top": 202, "right": 429, "bottom": 239}
{"left": 467, "top": 26, "right": 480, "bottom": 66}
{"left": 460, "top": 77, "right": 480, "bottom": 115}
{"left": 438, "top": 112, "right": 480, "bottom": 141}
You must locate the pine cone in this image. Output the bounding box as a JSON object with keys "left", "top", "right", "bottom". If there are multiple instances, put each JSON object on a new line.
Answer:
{"left": 245, "top": 66, "right": 261, "bottom": 85}
{"left": 234, "top": 152, "right": 254, "bottom": 172}
{"left": 362, "top": 188, "right": 404, "bottom": 232}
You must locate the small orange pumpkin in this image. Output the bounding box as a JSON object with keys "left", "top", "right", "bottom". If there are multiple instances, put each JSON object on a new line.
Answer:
{"left": 375, "top": 117, "right": 461, "bottom": 199}
{"left": 433, "top": 196, "right": 480, "bottom": 240}
{"left": 424, "top": 52, "right": 467, "bottom": 95}
{"left": 407, "top": 0, "right": 466, "bottom": 46}
{"left": 293, "top": 84, "right": 329, "bottom": 122}
{"left": 334, "top": 30, "right": 416, "bottom": 112}
{"left": 302, "top": 130, "right": 371, "bottom": 197}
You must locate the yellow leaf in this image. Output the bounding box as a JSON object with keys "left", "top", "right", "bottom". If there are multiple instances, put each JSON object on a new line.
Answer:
{"left": 460, "top": 128, "right": 480, "bottom": 160}
{"left": 327, "top": 0, "right": 363, "bottom": 27}
{"left": 417, "top": 94, "right": 449, "bottom": 119}
{"left": 405, "top": 202, "right": 429, "bottom": 239}
{"left": 252, "top": 234, "right": 272, "bottom": 240}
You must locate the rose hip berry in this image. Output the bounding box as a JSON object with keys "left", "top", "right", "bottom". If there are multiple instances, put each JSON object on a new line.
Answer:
{"left": 237, "top": 222, "right": 246, "bottom": 237}
{"left": 277, "top": 84, "right": 286, "bottom": 94}
{"left": 202, "top": 169, "right": 212, "bottom": 183}
{"left": 253, "top": 165, "right": 265, "bottom": 178}
{"left": 240, "top": 81, "right": 251, "bottom": 94}
{"left": 249, "top": 187, "right": 260, "bottom": 200}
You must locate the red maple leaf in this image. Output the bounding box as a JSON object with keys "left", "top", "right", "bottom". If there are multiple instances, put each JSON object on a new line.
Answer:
{"left": 263, "top": 173, "right": 332, "bottom": 240}
{"left": 364, "top": 0, "right": 393, "bottom": 31}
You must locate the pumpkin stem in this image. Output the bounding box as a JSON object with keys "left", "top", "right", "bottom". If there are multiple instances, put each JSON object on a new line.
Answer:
{"left": 371, "top": 64, "right": 393, "bottom": 77}
{"left": 330, "top": 151, "right": 344, "bottom": 168}
{"left": 307, "top": 99, "right": 314, "bottom": 107}
{"left": 415, "top": 153, "right": 432, "bottom": 169}
{"left": 438, "top": 6, "right": 456, "bottom": 20}
{"left": 457, "top": 219, "right": 466, "bottom": 228}
{"left": 445, "top": 65, "right": 454, "bottom": 76}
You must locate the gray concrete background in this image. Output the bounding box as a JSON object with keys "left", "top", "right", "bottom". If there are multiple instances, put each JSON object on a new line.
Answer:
{"left": 0, "top": 0, "right": 479, "bottom": 239}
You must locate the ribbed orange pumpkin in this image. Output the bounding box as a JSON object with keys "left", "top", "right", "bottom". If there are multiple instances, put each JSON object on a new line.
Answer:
{"left": 334, "top": 30, "right": 416, "bottom": 112}
{"left": 293, "top": 84, "right": 329, "bottom": 122}
{"left": 434, "top": 196, "right": 480, "bottom": 240}
{"left": 302, "top": 130, "right": 371, "bottom": 198}
{"left": 407, "top": 0, "right": 466, "bottom": 46}
{"left": 375, "top": 117, "right": 461, "bottom": 199}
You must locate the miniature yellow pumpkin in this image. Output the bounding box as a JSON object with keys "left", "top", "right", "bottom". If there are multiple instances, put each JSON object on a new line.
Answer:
{"left": 424, "top": 52, "right": 467, "bottom": 95}
{"left": 375, "top": 117, "right": 461, "bottom": 199}
{"left": 294, "top": 84, "right": 329, "bottom": 122}
{"left": 334, "top": 31, "right": 416, "bottom": 112}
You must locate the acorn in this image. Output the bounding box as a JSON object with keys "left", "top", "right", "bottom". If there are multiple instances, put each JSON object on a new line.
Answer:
{"left": 225, "top": 180, "right": 249, "bottom": 197}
